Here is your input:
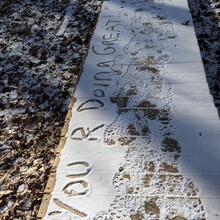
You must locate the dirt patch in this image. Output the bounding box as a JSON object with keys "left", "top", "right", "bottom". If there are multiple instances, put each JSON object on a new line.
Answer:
{"left": 144, "top": 198, "right": 160, "bottom": 217}
{"left": 130, "top": 213, "right": 144, "bottom": 220}
{"left": 171, "top": 216, "right": 187, "bottom": 220}
{"left": 161, "top": 137, "right": 181, "bottom": 153}
{"left": 143, "top": 175, "right": 153, "bottom": 187}
{"left": 162, "top": 162, "right": 178, "bottom": 173}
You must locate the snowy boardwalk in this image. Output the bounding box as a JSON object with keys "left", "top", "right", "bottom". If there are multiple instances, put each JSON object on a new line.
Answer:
{"left": 41, "top": 0, "right": 220, "bottom": 219}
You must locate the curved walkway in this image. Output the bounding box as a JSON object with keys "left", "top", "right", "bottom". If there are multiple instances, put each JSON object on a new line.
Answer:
{"left": 39, "top": 0, "right": 220, "bottom": 219}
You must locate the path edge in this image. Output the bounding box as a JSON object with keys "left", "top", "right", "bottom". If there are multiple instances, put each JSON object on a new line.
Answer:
{"left": 36, "top": 3, "right": 104, "bottom": 218}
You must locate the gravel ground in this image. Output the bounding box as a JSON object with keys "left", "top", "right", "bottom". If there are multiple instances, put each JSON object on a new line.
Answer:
{"left": 0, "top": 0, "right": 219, "bottom": 219}
{"left": 188, "top": 0, "right": 220, "bottom": 113}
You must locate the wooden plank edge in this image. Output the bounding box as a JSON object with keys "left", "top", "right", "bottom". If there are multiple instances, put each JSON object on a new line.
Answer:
{"left": 61, "top": 108, "right": 72, "bottom": 137}
{"left": 36, "top": 96, "right": 74, "bottom": 219}
{"left": 36, "top": 1, "right": 104, "bottom": 216}
{"left": 37, "top": 194, "right": 52, "bottom": 219}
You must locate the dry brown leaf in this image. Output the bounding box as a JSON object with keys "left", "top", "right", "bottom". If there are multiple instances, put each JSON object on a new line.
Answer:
{"left": 0, "top": 173, "right": 10, "bottom": 184}
{"left": 0, "top": 190, "right": 13, "bottom": 196}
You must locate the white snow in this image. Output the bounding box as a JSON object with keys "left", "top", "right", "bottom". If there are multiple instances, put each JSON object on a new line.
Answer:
{"left": 44, "top": 0, "right": 220, "bottom": 219}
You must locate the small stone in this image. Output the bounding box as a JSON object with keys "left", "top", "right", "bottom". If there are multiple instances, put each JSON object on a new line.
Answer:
{"left": 55, "top": 55, "right": 64, "bottom": 64}
{"left": 119, "top": 167, "right": 124, "bottom": 172}
{"left": 68, "top": 65, "right": 78, "bottom": 74}
{"left": 60, "top": 47, "right": 68, "bottom": 53}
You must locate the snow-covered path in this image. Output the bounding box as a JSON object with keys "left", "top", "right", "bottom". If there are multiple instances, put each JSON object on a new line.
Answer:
{"left": 41, "top": 0, "right": 220, "bottom": 219}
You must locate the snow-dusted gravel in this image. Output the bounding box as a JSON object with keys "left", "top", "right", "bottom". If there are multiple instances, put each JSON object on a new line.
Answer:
{"left": 188, "top": 0, "right": 220, "bottom": 112}
{"left": 0, "top": 0, "right": 219, "bottom": 219}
